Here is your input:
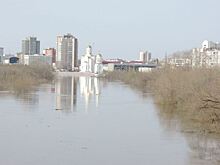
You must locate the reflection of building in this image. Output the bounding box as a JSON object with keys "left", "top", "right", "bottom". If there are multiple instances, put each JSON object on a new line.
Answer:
{"left": 80, "top": 76, "right": 101, "bottom": 108}
{"left": 55, "top": 76, "right": 78, "bottom": 111}
{"left": 80, "top": 45, "right": 104, "bottom": 74}
{"left": 56, "top": 34, "right": 78, "bottom": 71}
{"left": 22, "top": 37, "right": 40, "bottom": 55}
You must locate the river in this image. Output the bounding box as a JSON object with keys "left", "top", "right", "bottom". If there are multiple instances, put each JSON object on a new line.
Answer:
{"left": 0, "top": 75, "right": 220, "bottom": 165}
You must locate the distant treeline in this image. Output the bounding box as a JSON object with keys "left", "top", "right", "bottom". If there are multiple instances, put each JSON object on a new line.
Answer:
{"left": 0, "top": 64, "right": 54, "bottom": 91}
{"left": 106, "top": 68, "right": 220, "bottom": 134}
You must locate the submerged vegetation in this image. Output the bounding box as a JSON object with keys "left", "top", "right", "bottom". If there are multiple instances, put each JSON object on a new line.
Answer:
{"left": 0, "top": 64, "right": 54, "bottom": 91}
{"left": 106, "top": 68, "right": 220, "bottom": 134}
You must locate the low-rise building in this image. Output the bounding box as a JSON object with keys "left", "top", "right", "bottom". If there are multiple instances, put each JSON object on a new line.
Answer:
{"left": 1, "top": 54, "right": 18, "bottom": 64}
{"left": 107, "top": 63, "right": 157, "bottom": 72}
{"left": 19, "top": 54, "right": 52, "bottom": 66}
{"left": 43, "top": 48, "right": 56, "bottom": 65}
{"left": 169, "top": 58, "right": 192, "bottom": 67}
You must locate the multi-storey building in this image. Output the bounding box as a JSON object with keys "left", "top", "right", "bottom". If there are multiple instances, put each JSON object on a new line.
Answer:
{"left": 139, "top": 51, "right": 151, "bottom": 64}
{"left": 0, "top": 47, "right": 4, "bottom": 63}
{"left": 202, "top": 40, "right": 220, "bottom": 50}
{"left": 56, "top": 34, "right": 78, "bottom": 71}
{"left": 22, "top": 37, "right": 40, "bottom": 55}
{"left": 22, "top": 54, "right": 52, "bottom": 66}
{"left": 43, "top": 48, "right": 56, "bottom": 64}
{"left": 192, "top": 40, "right": 220, "bottom": 68}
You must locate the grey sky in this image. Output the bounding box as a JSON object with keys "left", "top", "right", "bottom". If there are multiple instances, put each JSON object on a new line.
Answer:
{"left": 0, "top": 0, "right": 220, "bottom": 59}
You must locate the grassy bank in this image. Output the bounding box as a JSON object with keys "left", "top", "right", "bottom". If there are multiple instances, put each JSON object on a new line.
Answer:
{"left": 0, "top": 64, "right": 54, "bottom": 91}
{"left": 106, "top": 68, "right": 220, "bottom": 134}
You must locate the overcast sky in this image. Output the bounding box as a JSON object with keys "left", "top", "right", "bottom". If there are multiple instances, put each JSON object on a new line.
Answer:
{"left": 0, "top": 0, "right": 220, "bottom": 59}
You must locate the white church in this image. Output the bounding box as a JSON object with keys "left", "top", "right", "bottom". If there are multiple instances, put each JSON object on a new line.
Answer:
{"left": 80, "top": 45, "right": 104, "bottom": 75}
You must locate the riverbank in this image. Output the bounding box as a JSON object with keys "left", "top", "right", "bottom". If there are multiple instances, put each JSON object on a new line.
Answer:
{"left": 105, "top": 68, "right": 220, "bottom": 134}
{"left": 0, "top": 64, "right": 54, "bottom": 91}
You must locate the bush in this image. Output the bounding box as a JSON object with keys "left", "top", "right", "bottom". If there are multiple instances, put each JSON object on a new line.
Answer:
{"left": 105, "top": 68, "right": 220, "bottom": 133}
{"left": 0, "top": 64, "right": 54, "bottom": 91}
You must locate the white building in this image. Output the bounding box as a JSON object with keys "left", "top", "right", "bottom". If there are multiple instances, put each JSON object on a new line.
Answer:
{"left": 139, "top": 51, "right": 151, "bottom": 64}
{"left": 192, "top": 40, "right": 220, "bottom": 68}
{"left": 169, "top": 58, "right": 192, "bottom": 67}
{"left": 80, "top": 46, "right": 104, "bottom": 75}
{"left": 56, "top": 34, "right": 78, "bottom": 71}
{"left": 94, "top": 53, "right": 104, "bottom": 74}
{"left": 202, "top": 40, "right": 220, "bottom": 50}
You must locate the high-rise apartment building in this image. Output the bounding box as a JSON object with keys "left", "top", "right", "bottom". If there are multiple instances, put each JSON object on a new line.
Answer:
{"left": 22, "top": 37, "right": 40, "bottom": 55}
{"left": 0, "top": 47, "right": 3, "bottom": 56}
{"left": 0, "top": 47, "right": 4, "bottom": 63}
{"left": 56, "top": 34, "right": 78, "bottom": 71}
{"left": 139, "top": 51, "right": 151, "bottom": 64}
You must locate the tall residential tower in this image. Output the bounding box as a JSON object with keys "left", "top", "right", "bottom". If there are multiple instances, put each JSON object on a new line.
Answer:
{"left": 56, "top": 34, "right": 78, "bottom": 71}
{"left": 0, "top": 47, "right": 4, "bottom": 63}
{"left": 22, "top": 37, "right": 40, "bottom": 55}
{"left": 139, "top": 51, "right": 151, "bottom": 64}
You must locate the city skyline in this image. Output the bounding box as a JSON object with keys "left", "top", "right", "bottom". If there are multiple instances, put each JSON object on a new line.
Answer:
{"left": 0, "top": 0, "right": 220, "bottom": 59}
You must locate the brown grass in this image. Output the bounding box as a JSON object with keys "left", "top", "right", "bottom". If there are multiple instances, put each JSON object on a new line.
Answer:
{"left": 105, "top": 68, "right": 220, "bottom": 133}
{"left": 0, "top": 64, "right": 54, "bottom": 91}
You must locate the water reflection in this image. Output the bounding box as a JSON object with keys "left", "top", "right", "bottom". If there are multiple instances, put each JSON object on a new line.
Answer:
{"left": 156, "top": 104, "right": 220, "bottom": 164}
{"left": 55, "top": 76, "right": 102, "bottom": 112}
{"left": 0, "top": 89, "right": 40, "bottom": 111}
{"left": 187, "top": 134, "right": 220, "bottom": 165}
{"left": 55, "top": 76, "right": 78, "bottom": 111}
{"left": 80, "top": 77, "right": 102, "bottom": 109}
{"left": 1, "top": 76, "right": 220, "bottom": 164}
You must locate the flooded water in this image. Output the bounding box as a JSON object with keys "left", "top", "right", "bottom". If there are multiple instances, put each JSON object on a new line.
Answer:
{"left": 0, "top": 76, "right": 220, "bottom": 165}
